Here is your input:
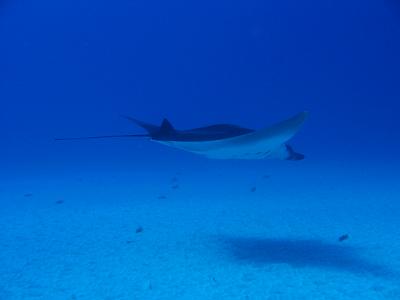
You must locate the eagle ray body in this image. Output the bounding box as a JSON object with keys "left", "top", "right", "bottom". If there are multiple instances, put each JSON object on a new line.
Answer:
{"left": 57, "top": 111, "right": 308, "bottom": 161}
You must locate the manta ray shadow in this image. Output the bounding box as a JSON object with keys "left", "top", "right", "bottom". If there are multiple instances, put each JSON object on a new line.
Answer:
{"left": 219, "top": 236, "right": 396, "bottom": 278}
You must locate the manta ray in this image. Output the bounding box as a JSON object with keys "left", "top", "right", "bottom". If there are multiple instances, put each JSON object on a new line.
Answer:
{"left": 57, "top": 111, "right": 308, "bottom": 160}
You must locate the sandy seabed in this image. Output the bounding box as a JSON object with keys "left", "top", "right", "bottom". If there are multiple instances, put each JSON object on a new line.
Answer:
{"left": 1, "top": 158, "right": 399, "bottom": 300}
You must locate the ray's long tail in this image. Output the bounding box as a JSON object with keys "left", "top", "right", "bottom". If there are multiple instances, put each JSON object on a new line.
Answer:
{"left": 55, "top": 134, "right": 149, "bottom": 141}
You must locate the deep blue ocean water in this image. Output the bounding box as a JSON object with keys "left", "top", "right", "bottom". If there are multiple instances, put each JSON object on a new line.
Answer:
{"left": 1, "top": 0, "right": 400, "bottom": 299}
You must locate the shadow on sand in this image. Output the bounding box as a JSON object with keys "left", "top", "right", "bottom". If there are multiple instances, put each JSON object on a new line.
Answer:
{"left": 219, "top": 236, "right": 396, "bottom": 278}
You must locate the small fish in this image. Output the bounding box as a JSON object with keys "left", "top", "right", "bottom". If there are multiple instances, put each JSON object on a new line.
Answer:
{"left": 172, "top": 184, "right": 179, "bottom": 189}
{"left": 24, "top": 193, "right": 33, "bottom": 197}
{"left": 136, "top": 226, "right": 143, "bottom": 233}
{"left": 251, "top": 187, "right": 257, "bottom": 192}
{"left": 263, "top": 175, "right": 270, "bottom": 179}
{"left": 338, "top": 234, "right": 349, "bottom": 242}
{"left": 55, "top": 200, "right": 64, "bottom": 204}
{"left": 158, "top": 195, "right": 167, "bottom": 199}
{"left": 171, "top": 176, "right": 178, "bottom": 183}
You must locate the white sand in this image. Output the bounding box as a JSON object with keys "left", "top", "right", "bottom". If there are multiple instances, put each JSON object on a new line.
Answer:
{"left": 1, "top": 157, "right": 400, "bottom": 299}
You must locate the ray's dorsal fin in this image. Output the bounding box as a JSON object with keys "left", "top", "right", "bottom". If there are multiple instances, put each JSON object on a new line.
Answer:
{"left": 159, "top": 118, "right": 175, "bottom": 135}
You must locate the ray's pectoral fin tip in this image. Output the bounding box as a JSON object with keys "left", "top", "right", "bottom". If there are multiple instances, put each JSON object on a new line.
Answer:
{"left": 284, "top": 111, "right": 308, "bottom": 161}
{"left": 286, "top": 144, "right": 305, "bottom": 161}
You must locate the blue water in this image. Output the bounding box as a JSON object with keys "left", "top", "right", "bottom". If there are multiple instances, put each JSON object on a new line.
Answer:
{"left": 1, "top": 0, "right": 400, "bottom": 299}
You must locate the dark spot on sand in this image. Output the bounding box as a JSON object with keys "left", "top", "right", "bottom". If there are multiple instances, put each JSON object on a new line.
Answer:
{"left": 251, "top": 187, "right": 257, "bottom": 192}
{"left": 24, "top": 193, "right": 33, "bottom": 197}
{"left": 55, "top": 200, "right": 64, "bottom": 204}
{"left": 338, "top": 234, "right": 349, "bottom": 242}
{"left": 158, "top": 195, "right": 167, "bottom": 199}
{"left": 136, "top": 226, "right": 143, "bottom": 233}
{"left": 172, "top": 184, "right": 179, "bottom": 189}
{"left": 126, "top": 240, "right": 133, "bottom": 244}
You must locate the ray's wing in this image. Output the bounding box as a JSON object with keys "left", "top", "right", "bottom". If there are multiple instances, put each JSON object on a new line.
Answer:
{"left": 221, "top": 111, "right": 308, "bottom": 148}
